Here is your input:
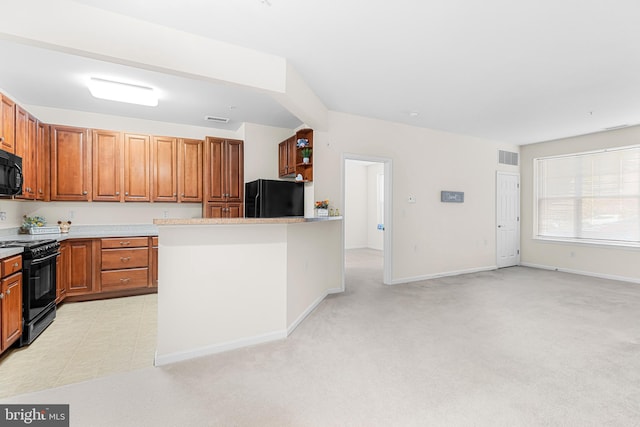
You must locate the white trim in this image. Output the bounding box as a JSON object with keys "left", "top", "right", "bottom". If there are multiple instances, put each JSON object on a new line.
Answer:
{"left": 387, "top": 265, "right": 498, "bottom": 285}
{"left": 342, "top": 153, "right": 393, "bottom": 286}
{"left": 521, "top": 262, "right": 640, "bottom": 285}
{"left": 286, "top": 291, "right": 329, "bottom": 336}
{"left": 154, "top": 330, "right": 287, "bottom": 366}
{"left": 533, "top": 236, "right": 640, "bottom": 250}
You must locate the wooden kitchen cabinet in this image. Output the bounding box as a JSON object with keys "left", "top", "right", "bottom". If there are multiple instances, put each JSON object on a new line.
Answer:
{"left": 56, "top": 241, "right": 69, "bottom": 304}
{"left": 100, "top": 237, "right": 149, "bottom": 292}
{"left": 203, "top": 137, "right": 243, "bottom": 218}
{"left": 0, "top": 269, "right": 22, "bottom": 354}
{"left": 92, "top": 129, "right": 123, "bottom": 202}
{"left": 50, "top": 125, "right": 92, "bottom": 201}
{"left": 66, "top": 240, "right": 97, "bottom": 296}
{"left": 36, "top": 121, "right": 49, "bottom": 201}
{"left": 177, "top": 138, "right": 203, "bottom": 203}
{"left": 123, "top": 134, "right": 151, "bottom": 202}
{"left": 278, "top": 129, "right": 313, "bottom": 182}
{"left": 15, "top": 106, "right": 38, "bottom": 199}
{"left": 0, "top": 94, "right": 15, "bottom": 153}
{"left": 152, "top": 136, "right": 178, "bottom": 202}
{"left": 150, "top": 237, "right": 158, "bottom": 287}
{"left": 204, "top": 202, "right": 241, "bottom": 218}
{"left": 278, "top": 136, "right": 296, "bottom": 177}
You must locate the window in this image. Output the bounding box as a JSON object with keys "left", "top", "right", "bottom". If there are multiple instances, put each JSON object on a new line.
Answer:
{"left": 534, "top": 146, "right": 640, "bottom": 245}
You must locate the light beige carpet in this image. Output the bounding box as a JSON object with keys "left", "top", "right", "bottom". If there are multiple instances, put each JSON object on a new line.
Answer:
{"left": 2, "top": 250, "right": 640, "bottom": 426}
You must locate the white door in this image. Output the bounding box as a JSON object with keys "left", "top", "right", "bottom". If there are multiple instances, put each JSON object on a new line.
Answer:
{"left": 496, "top": 172, "right": 520, "bottom": 268}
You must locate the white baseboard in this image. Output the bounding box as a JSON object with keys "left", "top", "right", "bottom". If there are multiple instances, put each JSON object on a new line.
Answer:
{"left": 388, "top": 265, "right": 498, "bottom": 285}
{"left": 520, "top": 262, "right": 640, "bottom": 284}
{"left": 154, "top": 330, "right": 287, "bottom": 366}
{"left": 287, "top": 291, "right": 329, "bottom": 336}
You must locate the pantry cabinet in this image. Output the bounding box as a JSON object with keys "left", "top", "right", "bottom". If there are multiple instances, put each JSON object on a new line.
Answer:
{"left": 203, "top": 137, "right": 243, "bottom": 218}
{"left": 50, "top": 125, "right": 92, "bottom": 201}
{"left": 0, "top": 94, "right": 15, "bottom": 153}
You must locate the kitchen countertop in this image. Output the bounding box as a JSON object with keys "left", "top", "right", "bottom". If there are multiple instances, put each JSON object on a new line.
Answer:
{"left": 0, "top": 224, "right": 159, "bottom": 259}
{"left": 154, "top": 216, "right": 342, "bottom": 225}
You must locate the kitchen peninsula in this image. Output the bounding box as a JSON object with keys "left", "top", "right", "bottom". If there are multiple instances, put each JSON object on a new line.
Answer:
{"left": 153, "top": 217, "right": 343, "bottom": 365}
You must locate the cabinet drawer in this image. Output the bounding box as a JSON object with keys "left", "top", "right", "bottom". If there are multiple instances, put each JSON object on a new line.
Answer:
{"left": 151, "top": 236, "right": 158, "bottom": 246}
{"left": 101, "top": 268, "right": 148, "bottom": 290}
{"left": 101, "top": 248, "right": 149, "bottom": 270}
{"left": 101, "top": 237, "right": 149, "bottom": 249}
{"left": 1, "top": 255, "right": 22, "bottom": 277}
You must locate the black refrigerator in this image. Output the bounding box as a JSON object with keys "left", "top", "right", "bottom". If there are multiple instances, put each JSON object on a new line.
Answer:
{"left": 245, "top": 179, "right": 304, "bottom": 218}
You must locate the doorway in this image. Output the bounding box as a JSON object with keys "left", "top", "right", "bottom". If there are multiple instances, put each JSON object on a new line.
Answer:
{"left": 343, "top": 155, "right": 392, "bottom": 286}
{"left": 496, "top": 172, "right": 520, "bottom": 267}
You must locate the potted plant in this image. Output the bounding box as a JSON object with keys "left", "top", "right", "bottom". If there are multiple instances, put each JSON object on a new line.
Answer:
{"left": 315, "top": 200, "right": 329, "bottom": 217}
{"left": 301, "top": 147, "right": 312, "bottom": 164}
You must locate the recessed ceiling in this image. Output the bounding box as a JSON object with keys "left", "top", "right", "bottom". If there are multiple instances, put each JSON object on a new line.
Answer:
{"left": 4, "top": 0, "right": 640, "bottom": 144}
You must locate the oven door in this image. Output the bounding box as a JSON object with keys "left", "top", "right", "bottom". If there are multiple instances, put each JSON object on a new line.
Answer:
{"left": 23, "top": 251, "right": 58, "bottom": 322}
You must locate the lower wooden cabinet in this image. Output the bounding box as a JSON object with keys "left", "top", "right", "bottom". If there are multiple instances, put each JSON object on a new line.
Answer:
{"left": 204, "top": 202, "right": 242, "bottom": 218}
{"left": 59, "top": 236, "right": 158, "bottom": 301}
{"left": 1, "top": 270, "right": 22, "bottom": 354}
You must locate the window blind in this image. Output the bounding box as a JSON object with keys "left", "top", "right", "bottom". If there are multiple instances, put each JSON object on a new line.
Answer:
{"left": 535, "top": 146, "right": 640, "bottom": 244}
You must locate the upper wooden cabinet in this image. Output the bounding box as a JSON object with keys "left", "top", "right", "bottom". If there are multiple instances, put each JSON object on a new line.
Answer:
{"left": 0, "top": 95, "right": 15, "bottom": 153}
{"left": 36, "top": 121, "right": 49, "bottom": 201}
{"left": 278, "top": 129, "right": 313, "bottom": 182}
{"left": 152, "top": 136, "right": 178, "bottom": 202}
{"left": 204, "top": 137, "right": 244, "bottom": 203}
{"left": 15, "top": 106, "right": 38, "bottom": 199}
{"left": 123, "top": 134, "right": 151, "bottom": 202}
{"left": 50, "top": 125, "right": 92, "bottom": 201}
{"left": 177, "top": 138, "right": 203, "bottom": 203}
{"left": 203, "top": 137, "right": 243, "bottom": 218}
{"left": 92, "top": 129, "right": 123, "bottom": 202}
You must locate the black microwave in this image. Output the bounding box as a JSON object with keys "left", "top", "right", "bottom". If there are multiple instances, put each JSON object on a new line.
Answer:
{"left": 0, "top": 149, "right": 23, "bottom": 196}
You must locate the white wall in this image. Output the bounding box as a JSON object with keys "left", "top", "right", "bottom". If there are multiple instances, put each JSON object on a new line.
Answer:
{"left": 242, "top": 122, "right": 292, "bottom": 182}
{"left": 315, "top": 111, "right": 519, "bottom": 283}
{"left": 520, "top": 125, "right": 640, "bottom": 283}
{"left": 344, "top": 162, "right": 368, "bottom": 249}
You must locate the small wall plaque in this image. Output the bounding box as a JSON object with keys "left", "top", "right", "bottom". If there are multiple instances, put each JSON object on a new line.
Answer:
{"left": 441, "top": 191, "right": 464, "bottom": 203}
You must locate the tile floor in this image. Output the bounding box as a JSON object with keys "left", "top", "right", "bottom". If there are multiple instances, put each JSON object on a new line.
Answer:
{"left": 0, "top": 294, "right": 157, "bottom": 398}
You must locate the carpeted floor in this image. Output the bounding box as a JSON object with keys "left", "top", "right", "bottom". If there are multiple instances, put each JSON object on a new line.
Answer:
{"left": 2, "top": 249, "right": 640, "bottom": 426}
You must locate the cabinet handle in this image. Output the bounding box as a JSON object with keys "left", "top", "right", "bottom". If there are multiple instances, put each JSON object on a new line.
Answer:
{"left": 39, "top": 188, "right": 43, "bottom": 194}
{"left": 116, "top": 191, "right": 120, "bottom": 196}
{"left": 6, "top": 289, "right": 9, "bottom": 295}
{"left": 120, "top": 277, "right": 130, "bottom": 282}
{"left": 125, "top": 192, "right": 129, "bottom": 196}
{"left": 181, "top": 193, "right": 185, "bottom": 197}
{"left": 120, "top": 241, "right": 130, "bottom": 246}
{"left": 0, "top": 136, "right": 4, "bottom": 142}
{"left": 120, "top": 257, "right": 131, "bottom": 262}
{"left": 0, "top": 293, "right": 3, "bottom": 299}
{"left": 83, "top": 191, "right": 88, "bottom": 195}
{"left": 173, "top": 193, "right": 177, "bottom": 196}
{"left": 13, "top": 262, "right": 18, "bottom": 268}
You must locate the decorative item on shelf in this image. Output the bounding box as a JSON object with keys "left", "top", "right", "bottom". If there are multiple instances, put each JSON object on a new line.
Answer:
{"left": 315, "top": 199, "right": 329, "bottom": 217}
{"left": 301, "top": 147, "right": 312, "bottom": 164}
{"left": 295, "top": 173, "right": 304, "bottom": 182}
{"left": 58, "top": 220, "right": 72, "bottom": 233}
{"left": 296, "top": 138, "right": 309, "bottom": 148}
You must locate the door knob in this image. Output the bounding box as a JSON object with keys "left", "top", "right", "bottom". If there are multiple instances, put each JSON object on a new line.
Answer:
{"left": 83, "top": 191, "right": 88, "bottom": 195}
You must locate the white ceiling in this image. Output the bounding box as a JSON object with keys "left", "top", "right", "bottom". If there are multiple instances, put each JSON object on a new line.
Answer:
{"left": 3, "top": 0, "right": 640, "bottom": 144}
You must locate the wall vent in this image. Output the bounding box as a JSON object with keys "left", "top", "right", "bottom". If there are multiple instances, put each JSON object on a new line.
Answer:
{"left": 498, "top": 150, "right": 519, "bottom": 166}
{"left": 204, "top": 115, "right": 230, "bottom": 123}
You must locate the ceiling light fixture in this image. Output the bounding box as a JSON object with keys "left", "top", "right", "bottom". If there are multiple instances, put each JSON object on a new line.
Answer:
{"left": 88, "top": 77, "right": 158, "bottom": 106}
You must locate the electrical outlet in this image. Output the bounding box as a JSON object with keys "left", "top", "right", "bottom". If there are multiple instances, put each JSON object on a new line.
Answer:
{"left": 69, "top": 211, "right": 75, "bottom": 219}
{"left": 0, "top": 212, "right": 6, "bottom": 221}
{"left": 163, "top": 210, "right": 169, "bottom": 219}
{"left": 408, "top": 195, "right": 416, "bottom": 203}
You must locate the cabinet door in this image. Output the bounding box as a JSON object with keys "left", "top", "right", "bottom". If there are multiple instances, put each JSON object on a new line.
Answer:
{"left": 225, "top": 139, "right": 244, "bottom": 203}
{"left": 152, "top": 136, "right": 178, "bottom": 202}
{"left": 226, "top": 203, "right": 242, "bottom": 218}
{"left": 204, "top": 137, "right": 224, "bottom": 202}
{"left": 123, "top": 134, "right": 151, "bottom": 202}
{"left": 92, "top": 129, "right": 123, "bottom": 202}
{"left": 278, "top": 140, "right": 288, "bottom": 176}
{"left": 1, "top": 272, "right": 22, "bottom": 350}
{"left": 14, "top": 106, "right": 28, "bottom": 196}
{"left": 0, "top": 95, "right": 15, "bottom": 153}
{"left": 50, "top": 125, "right": 92, "bottom": 201}
{"left": 66, "top": 240, "right": 94, "bottom": 296}
{"left": 178, "top": 139, "right": 203, "bottom": 203}
{"left": 56, "top": 242, "right": 69, "bottom": 304}
{"left": 204, "top": 202, "right": 224, "bottom": 218}
{"left": 36, "top": 121, "right": 49, "bottom": 201}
